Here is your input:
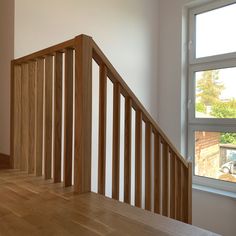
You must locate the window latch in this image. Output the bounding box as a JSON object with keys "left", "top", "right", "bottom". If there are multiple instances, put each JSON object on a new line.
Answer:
{"left": 188, "top": 99, "right": 192, "bottom": 109}
{"left": 188, "top": 40, "right": 193, "bottom": 51}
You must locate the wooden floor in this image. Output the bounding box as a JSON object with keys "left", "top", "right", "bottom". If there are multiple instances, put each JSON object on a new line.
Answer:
{"left": 0, "top": 170, "right": 218, "bottom": 236}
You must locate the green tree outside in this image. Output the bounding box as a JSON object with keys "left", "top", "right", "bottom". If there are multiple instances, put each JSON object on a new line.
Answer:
{"left": 196, "top": 70, "right": 224, "bottom": 106}
{"left": 195, "top": 70, "right": 236, "bottom": 144}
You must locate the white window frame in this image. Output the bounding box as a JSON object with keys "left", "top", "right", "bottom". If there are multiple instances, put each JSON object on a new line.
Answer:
{"left": 188, "top": 0, "right": 236, "bottom": 194}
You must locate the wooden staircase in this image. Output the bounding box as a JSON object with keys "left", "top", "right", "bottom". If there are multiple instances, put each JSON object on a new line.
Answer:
{"left": 10, "top": 34, "right": 192, "bottom": 224}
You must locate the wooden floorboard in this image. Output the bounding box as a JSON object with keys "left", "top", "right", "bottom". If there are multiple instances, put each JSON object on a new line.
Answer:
{"left": 0, "top": 170, "right": 219, "bottom": 236}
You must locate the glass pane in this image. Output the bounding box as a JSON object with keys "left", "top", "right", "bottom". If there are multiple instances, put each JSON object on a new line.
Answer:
{"left": 195, "top": 131, "right": 236, "bottom": 183}
{"left": 196, "top": 3, "right": 236, "bottom": 58}
{"left": 195, "top": 68, "right": 236, "bottom": 118}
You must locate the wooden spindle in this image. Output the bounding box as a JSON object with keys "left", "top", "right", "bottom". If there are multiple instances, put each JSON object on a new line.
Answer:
{"left": 176, "top": 159, "right": 181, "bottom": 221}
{"left": 13, "top": 65, "right": 22, "bottom": 169}
{"left": 124, "top": 97, "right": 132, "bottom": 204}
{"left": 145, "top": 122, "right": 151, "bottom": 211}
{"left": 98, "top": 63, "right": 107, "bottom": 195}
{"left": 10, "top": 61, "right": 15, "bottom": 169}
{"left": 74, "top": 35, "right": 92, "bottom": 193}
{"left": 162, "top": 142, "right": 169, "bottom": 216}
{"left": 53, "top": 52, "right": 63, "bottom": 183}
{"left": 35, "top": 59, "right": 44, "bottom": 176}
{"left": 64, "top": 49, "right": 73, "bottom": 187}
{"left": 180, "top": 164, "right": 185, "bottom": 222}
{"left": 135, "top": 110, "right": 142, "bottom": 207}
{"left": 187, "top": 162, "right": 192, "bottom": 224}
{"left": 170, "top": 151, "right": 176, "bottom": 219}
{"left": 112, "top": 82, "right": 120, "bottom": 199}
{"left": 182, "top": 165, "right": 188, "bottom": 223}
{"left": 28, "top": 61, "right": 36, "bottom": 174}
{"left": 21, "top": 63, "right": 29, "bottom": 171}
{"left": 154, "top": 133, "right": 161, "bottom": 214}
{"left": 44, "top": 55, "right": 53, "bottom": 179}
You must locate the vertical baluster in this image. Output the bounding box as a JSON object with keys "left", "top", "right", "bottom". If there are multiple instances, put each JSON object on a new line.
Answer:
{"left": 124, "top": 97, "right": 132, "bottom": 204}
{"left": 181, "top": 164, "right": 186, "bottom": 222}
{"left": 176, "top": 158, "right": 181, "bottom": 221}
{"left": 145, "top": 122, "right": 151, "bottom": 211}
{"left": 44, "top": 55, "right": 53, "bottom": 179}
{"left": 28, "top": 61, "right": 36, "bottom": 174}
{"left": 170, "top": 151, "right": 176, "bottom": 219}
{"left": 53, "top": 52, "right": 63, "bottom": 183}
{"left": 64, "top": 49, "right": 73, "bottom": 187}
{"left": 182, "top": 165, "right": 188, "bottom": 223}
{"left": 74, "top": 35, "right": 92, "bottom": 193}
{"left": 21, "top": 63, "right": 29, "bottom": 171}
{"left": 135, "top": 110, "right": 142, "bottom": 207}
{"left": 181, "top": 163, "right": 191, "bottom": 223}
{"left": 35, "top": 58, "right": 44, "bottom": 176}
{"left": 13, "top": 65, "right": 22, "bottom": 169}
{"left": 162, "top": 141, "right": 169, "bottom": 216}
{"left": 187, "top": 162, "right": 192, "bottom": 224}
{"left": 154, "top": 133, "right": 161, "bottom": 214}
{"left": 98, "top": 63, "right": 107, "bottom": 195}
{"left": 10, "top": 61, "right": 15, "bottom": 168}
{"left": 112, "top": 82, "right": 120, "bottom": 199}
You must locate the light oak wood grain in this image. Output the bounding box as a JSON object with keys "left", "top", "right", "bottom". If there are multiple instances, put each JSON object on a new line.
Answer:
{"left": 112, "top": 82, "right": 120, "bottom": 200}
{"left": 162, "top": 142, "right": 169, "bottom": 217}
{"left": 0, "top": 169, "right": 218, "bottom": 236}
{"left": 10, "top": 61, "right": 15, "bottom": 168}
{"left": 13, "top": 65, "right": 21, "bottom": 169}
{"left": 124, "top": 97, "right": 132, "bottom": 204}
{"left": 53, "top": 52, "right": 63, "bottom": 183}
{"left": 28, "top": 61, "right": 36, "bottom": 174}
{"left": 145, "top": 122, "right": 151, "bottom": 211}
{"left": 135, "top": 110, "right": 142, "bottom": 208}
{"left": 170, "top": 151, "right": 176, "bottom": 219}
{"left": 35, "top": 59, "right": 44, "bottom": 176}
{"left": 154, "top": 133, "right": 161, "bottom": 214}
{"left": 44, "top": 56, "right": 53, "bottom": 180}
{"left": 21, "top": 63, "right": 29, "bottom": 171}
{"left": 74, "top": 35, "right": 92, "bottom": 193}
{"left": 64, "top": 49, "right": 74, "bottom": 187}
{"left": 98, "top": 63, "right": 107, "bottom": 195}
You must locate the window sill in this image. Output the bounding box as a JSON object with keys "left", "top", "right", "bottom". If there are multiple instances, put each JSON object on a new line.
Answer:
{"left": 192, "top": 183, "right": 236, "bottom": 199}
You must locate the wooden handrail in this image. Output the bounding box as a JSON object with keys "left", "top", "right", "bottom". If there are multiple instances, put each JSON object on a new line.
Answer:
{"left": 10, "top": 34, "right": 192, "bottom": 225}
{"left": 13, "top": 39, "right": 74, "bottom": 65}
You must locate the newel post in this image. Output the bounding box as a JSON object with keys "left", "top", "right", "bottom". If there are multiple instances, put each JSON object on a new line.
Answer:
{"left": 74, "top": 35, "right": 93, "bottom": 193}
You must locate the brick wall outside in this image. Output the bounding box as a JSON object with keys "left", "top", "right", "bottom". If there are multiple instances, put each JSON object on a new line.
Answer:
{"left": 195, "top": 131, "right": 220, "bottom": 178}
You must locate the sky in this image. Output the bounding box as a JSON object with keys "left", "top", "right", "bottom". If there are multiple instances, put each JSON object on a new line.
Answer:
{"left": 196, "top": 3, "right": 236, "bottom": 58}
{"left": 195, "top": 3, "right": 236, "bottom": 100}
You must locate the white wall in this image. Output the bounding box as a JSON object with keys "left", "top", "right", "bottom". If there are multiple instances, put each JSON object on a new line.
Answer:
{"left": 0, "top": 0, "right": 14, "bottom": 155}
{"left": 158, "top": 1, "right": 236, "bottom": 236}
{"left": 14, "top": 0, "right": 159, "bottom": 121}
{"left": 193, "top": 189, "right": 236, "bottom": 236}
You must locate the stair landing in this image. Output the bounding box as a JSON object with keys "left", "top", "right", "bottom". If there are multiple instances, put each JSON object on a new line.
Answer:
{"left": 0, "top": 170, "right": 218, "bottom": 236}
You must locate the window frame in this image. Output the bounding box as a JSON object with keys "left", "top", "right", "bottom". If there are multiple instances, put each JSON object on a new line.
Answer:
{"left": 188, "top": 0, "right": 236, "bottom": 193}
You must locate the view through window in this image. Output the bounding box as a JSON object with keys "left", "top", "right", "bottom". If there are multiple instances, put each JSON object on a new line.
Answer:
{"left": 189, "top": 1, "right": 236, "bottom": 187}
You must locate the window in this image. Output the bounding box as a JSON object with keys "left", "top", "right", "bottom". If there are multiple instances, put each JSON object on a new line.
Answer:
{"left": 188, "top": 0, "right": 236, "bottom": 193}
